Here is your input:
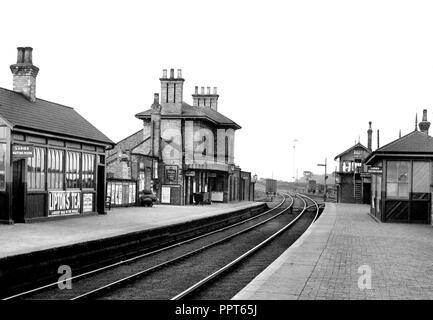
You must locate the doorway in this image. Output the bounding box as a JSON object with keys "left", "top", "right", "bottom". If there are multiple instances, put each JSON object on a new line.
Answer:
{"left": 96, "top": 164, "right": 106, "bottom": 214}
{"left": 12, "top": 159, "right": 25, "bottom": 222}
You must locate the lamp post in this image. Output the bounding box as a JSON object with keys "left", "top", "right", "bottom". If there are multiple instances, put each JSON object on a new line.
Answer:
{"left": 317, "top": 158, "right": 327, "bottom": 201}
{"left": 292, "top": 139, "right": 298, "bottom": 184}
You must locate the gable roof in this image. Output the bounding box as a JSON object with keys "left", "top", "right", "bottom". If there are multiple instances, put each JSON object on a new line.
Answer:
{"left": 135, "top": 101, "right": 241, "bottom": 129}
{"left": 0, "top": 87, "right": 114, "bottom": 146}
{"left": 364, "top": 130, "right": 433, "bottom": 164}
{"left": 334, "top": 142, "right": 370, "bottom": 160}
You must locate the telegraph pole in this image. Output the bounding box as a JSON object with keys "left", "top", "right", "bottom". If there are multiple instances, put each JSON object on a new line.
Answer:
{"left": 317, "top": 158, "right": 327, "bottom": 201}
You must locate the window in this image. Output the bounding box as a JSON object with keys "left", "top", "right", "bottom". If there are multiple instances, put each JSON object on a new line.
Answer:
{"left": 413, "top": 161, "right": 429, "bottom": 193}
{"left": 0, "top": 143, "right": 5, "bottom": 190}
{"left": 153, "top": 160, "right": 158, "bottom": 179}
{"left": 82, "top": 153, "right": 95, "bottom": 189}
{"left": 47, "top": 149, "right": 64, "bottom": 190}
{"left": 66, "top": 151, "right": 80, "bottom": 188}
{"left": 27, "top": 147, "right": 46, "bottom": 190}
{"left": 386, "top": 161, "right": 409, "bottom": 198}
{"left": 0, "top": 127, "right": 6, "bottom": 139}
{"left": 225, "top": 136, "right": 229, "bottom": 164}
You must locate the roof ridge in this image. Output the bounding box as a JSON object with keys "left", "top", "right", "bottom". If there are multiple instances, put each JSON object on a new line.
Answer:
{"left": 115, "top": 129, "right": 143, "bottom": 144}
{"left": 376, "top": 130, "right": 421, "bottom": 152}
{"left": 0, "top": 87, "right": 74, "bottom": 110}
{"left": 334, "top": 142, "right": 370, "bottom": 160}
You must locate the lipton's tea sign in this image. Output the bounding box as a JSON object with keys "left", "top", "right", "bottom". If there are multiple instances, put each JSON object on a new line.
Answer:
{"left": 49, "top": 191, "right": 81, "bottom": 216}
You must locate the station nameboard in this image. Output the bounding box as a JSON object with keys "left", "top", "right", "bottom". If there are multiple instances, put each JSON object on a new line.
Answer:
{"left": 367, "top": 166, "right": 382, "bottom": 174}
{"left": 12, "top": 144, "right": 34, "bottom": 158}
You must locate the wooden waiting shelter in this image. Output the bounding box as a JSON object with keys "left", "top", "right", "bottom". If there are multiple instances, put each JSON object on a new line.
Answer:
{"left": 0, "top": 47, "right": 114, "bottom": 223}
{"left": 364, "top": 111, "right": 433, "bottom": 224}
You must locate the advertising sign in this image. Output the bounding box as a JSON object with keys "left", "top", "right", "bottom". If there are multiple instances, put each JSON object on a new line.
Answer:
{"left": 165, "top": 165, "right": 178, "bottom": 184}
{"left": 83, "top": 193, "right": 93, "bottom": 213}
{"left": 12, "top": 144, "right": 34, "bottom": 158}
{"left": 48, "top": 191, "right": 81, "bottom": 216}
{"left": 161, "top": 186, "right": 171, "bottom": 204}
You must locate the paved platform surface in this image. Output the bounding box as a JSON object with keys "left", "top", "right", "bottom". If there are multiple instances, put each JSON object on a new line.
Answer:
{"left": 233, "top": 202, "right": 433, "bottom": 300}
{"left": 0, "top": 201, "right": 262, "bottom": 259}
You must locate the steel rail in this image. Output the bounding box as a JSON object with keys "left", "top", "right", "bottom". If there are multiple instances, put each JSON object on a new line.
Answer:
{"left": 170, "top": 192, "right": 320, "bottom": 300}
{"left": 2, "top": 195, "right": 287, "bottom": 301}
{"left": 69, "top": 193, "right": 296, "bottom": 300}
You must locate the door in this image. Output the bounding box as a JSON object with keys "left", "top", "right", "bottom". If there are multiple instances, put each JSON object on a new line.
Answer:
{"left": 12, "top": 159, "right": 25, "bottom": 222}
{"left": 96, "top": 164, "right": 105, "bottom": 214}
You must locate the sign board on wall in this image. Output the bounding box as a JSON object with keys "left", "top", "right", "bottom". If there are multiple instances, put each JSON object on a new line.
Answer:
{"left": 165, "top": 165, "right": 178, "bottom": 184}
{"left": 12, "top": 144, "right": 34, "bottom": 158}
{"left": 367, "top": 166, "right": 383, "bottom": 174}
{"left": 211, "top": 192, "right": 224, "bottom": 202}
{"left": 161, "top": 186, "right": 171, "bottom": 204}
{"left": 48, "top": 191, "right": 81, "bottom": 216}
{"left": 83, "top": 193, "right": 93, "bottom": 213}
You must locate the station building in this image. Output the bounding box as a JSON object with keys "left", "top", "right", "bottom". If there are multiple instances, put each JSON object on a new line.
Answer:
{"left": 108, "top": 69, "right": 255, "bottom": 205}
{"left": 0, "top": 47, "right": 114, "bottom": 224}
{"left": 106, "top": 130, "right": 158, "bottom": 207}
{"left": 365, "top": 110, "right": 433, "bottom": 224}
{"left": 334, "top": 122, "right": 372, "bottom": 204}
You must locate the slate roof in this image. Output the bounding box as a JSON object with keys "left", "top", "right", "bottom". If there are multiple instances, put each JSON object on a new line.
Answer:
{"left": 364, "top": 130, "right": 433, "bottom": 164}
{"left": 334, "top": 142, "right": 370, "bottom": 160}
{"left": 0, "top": 87, "right": 114, "bottom": 146}
{"left": 135, "top": 101, "right": 241, "bottom": 129}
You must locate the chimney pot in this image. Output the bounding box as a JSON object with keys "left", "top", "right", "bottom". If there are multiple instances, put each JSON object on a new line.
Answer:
{"left": 170, "top": 68, "right": 174, "bottom": 78}
{"left": 367, "top": 121, "right": 372, "bottom": 151}
{"left": 23, "top": 47, "right": 33, "bottom": 64}
{"left": 419, "top": 109, "right": 430, "bottom": 134}
{"left": 213, "top": 87, "right": 217, "bottom": 94}
{"left": 195, "top": 86, "right": 198, "bottom": 94}
{"left": 17, "top": 47, "right": 24, "bottom": 64}
{"left": 177, "top": 69, "right": 182, "bottom": 78}
{"left": 154, "top": 93, "right": 159, "bottom": 102}
{"left": 201, "top": 87, "right": 205, "bottom": 94}
{"left": 162, "top": 69, "right": 167, "bottom": 78}
{"left": 207, "top": 87, "right": 211, "bottom": 94}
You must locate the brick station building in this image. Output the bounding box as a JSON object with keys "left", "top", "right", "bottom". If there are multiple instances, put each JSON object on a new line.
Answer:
{"left": 0, "top": 47, "right": 113, "bottom": 223}
{"left": 107, "top": 69, "right": 255, "bottom": 205}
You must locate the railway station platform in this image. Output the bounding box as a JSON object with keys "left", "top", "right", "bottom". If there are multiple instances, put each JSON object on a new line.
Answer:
{"left": 0, "top": 201, "right": 263, "bottom": 259}
{"left": 233, "top": 202, "right": 433, "bottom": 300}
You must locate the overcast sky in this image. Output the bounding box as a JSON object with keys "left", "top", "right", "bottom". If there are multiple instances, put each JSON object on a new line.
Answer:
{"left": 1, "top": 0, "right": 433, "bottom": 181}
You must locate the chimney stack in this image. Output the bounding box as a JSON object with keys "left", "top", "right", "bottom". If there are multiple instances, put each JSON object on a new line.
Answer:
{"left": 367, "top": 121, "right": 372, "bottom": 151}
{"left": 150, "top": 93, "right": 162, "bottom": 158}
{"left": 419, "top": 109, "right": 430, "bottom": 134}
{"left": 160, "top": 68, "right": 184, "bottom": 114}
{"left": 192, "top": 85, "right": 219, "bottom": 111}
{"left": 10, "top": 47, "right": 39, "bottom": 102}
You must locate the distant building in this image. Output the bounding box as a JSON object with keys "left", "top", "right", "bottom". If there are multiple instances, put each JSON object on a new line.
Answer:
{"left": 334, "top": 122, "right": 372, "bottom": 203}
{"left": 265, "top": 178, "right": 277, "bottom": 195}
{"left": 0, "top": 47, "right": 113, "bottom": 223}
{"left": 107, "top": 69, "right": 255, "bottom": 205}
{"left": 365, "top": 110, "right": 433, "bottom": 224}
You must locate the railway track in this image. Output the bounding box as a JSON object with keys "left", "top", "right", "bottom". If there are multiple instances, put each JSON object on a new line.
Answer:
{"left": 3, "top": 193, "right": 323, "bottom": 300}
